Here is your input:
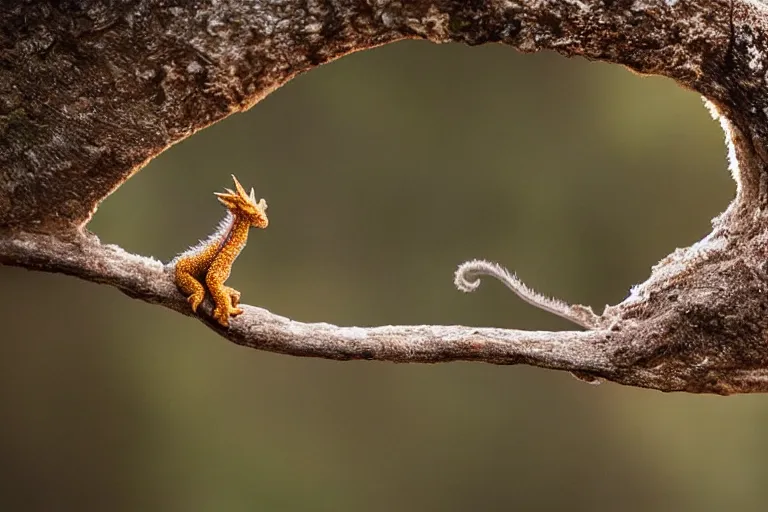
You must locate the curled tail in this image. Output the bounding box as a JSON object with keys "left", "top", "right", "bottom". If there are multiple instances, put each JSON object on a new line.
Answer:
{"left": 454, "top": 259, "right": 600, "bottom": 329}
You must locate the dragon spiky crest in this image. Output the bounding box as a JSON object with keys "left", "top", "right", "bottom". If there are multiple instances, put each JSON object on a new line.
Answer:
{"left": 214, "top": 175, "right": 268, "bottom": 228}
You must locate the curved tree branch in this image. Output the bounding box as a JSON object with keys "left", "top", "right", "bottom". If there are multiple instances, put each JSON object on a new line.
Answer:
{"left": 0, "top": 231, "right": 613, "bottom": 371}
{"left": 0, "top": 0, "right": 749, "bottom": 231}
{"left": 3, "top": 0, "right": 768, "bottom": 394}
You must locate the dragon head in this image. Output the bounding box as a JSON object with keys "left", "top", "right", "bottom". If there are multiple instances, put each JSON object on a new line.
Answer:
{"left": 215, "top": 175, "right": 269, "bottom": 229}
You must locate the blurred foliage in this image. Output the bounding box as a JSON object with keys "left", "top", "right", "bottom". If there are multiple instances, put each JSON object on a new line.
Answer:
{"left": 2, "top": 41, "right": 765, "bottom": 511}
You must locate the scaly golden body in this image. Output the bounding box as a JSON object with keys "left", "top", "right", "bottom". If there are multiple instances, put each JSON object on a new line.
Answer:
{"left": 172, "top": 175, "right": 268, "bottom": 326}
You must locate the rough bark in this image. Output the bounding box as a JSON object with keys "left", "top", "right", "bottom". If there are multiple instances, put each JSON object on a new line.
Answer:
{"left": 2, "top": 0, "right": 768, "bottom": 394}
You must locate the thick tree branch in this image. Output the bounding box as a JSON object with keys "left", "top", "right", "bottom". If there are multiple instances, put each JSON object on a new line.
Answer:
{"left": 4, "top": 0, "right": 768, "bottom": 394}
{"left": 3, "top": 227, "right": 768, "bottom": 395}
{"left": 1, "top": 0, "right": 757, "bottom": 231}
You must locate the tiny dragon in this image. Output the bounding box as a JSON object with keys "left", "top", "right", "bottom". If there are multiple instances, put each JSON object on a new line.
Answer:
{"left": 171, "top": 175, "right": 268, "bottom": 327}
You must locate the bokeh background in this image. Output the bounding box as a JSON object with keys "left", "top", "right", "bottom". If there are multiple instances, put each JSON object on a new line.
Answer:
{"left": 1, "top": 40, "right": 764, "bottom": 511}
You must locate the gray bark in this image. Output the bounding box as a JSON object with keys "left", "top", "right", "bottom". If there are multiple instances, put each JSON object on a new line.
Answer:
{"left": 2, "top": 0, "right": 768, "bottom": 394}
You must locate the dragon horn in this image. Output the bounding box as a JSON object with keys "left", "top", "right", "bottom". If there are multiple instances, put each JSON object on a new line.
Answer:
{"left": 231, "top": 174, "right": 248, "bottom": 199}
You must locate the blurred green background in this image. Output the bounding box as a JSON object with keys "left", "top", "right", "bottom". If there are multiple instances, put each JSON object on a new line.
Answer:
{"left": 1, "top": 41, "right": 764, "bottom": 511}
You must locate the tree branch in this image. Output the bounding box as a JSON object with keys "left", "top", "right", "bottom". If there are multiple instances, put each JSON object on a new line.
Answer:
{"left": 4, "top": 0, "right": 768, "bottom": 394}
{"left": 0, "top": 230, "right": 613, "bottom": 370}
{"left": 0, "top": 0, "right": 750, "bottom": 232}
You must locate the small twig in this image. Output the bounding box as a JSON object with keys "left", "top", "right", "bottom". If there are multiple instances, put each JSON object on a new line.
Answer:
{"left": 454, "top": 259, "right": 602, "bottom": 329}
